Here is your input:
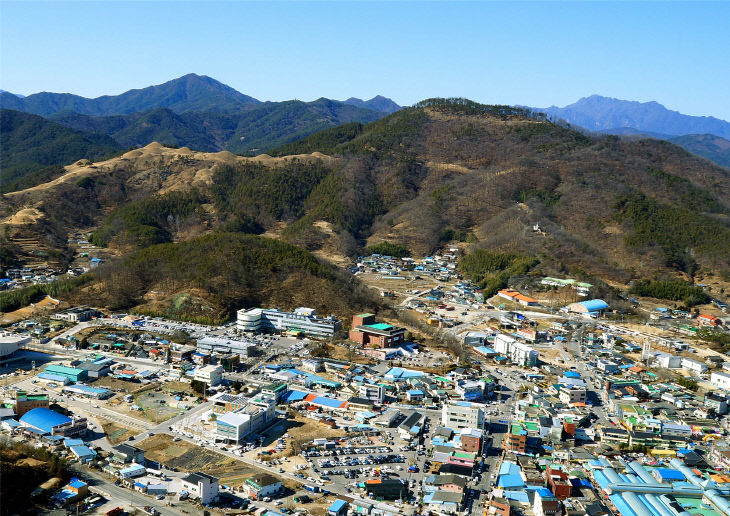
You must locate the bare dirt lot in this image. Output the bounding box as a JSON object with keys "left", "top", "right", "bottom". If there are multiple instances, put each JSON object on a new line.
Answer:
{"left": 137, "top": 434, "right": 265, "bottom": 488}
{"left": 100, "top": 420, "right": 137, "bottom": 445}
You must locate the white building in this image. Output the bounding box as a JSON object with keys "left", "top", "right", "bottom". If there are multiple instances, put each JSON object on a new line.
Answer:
{"left": 196, "top": 336, "right": 255, "bottom": 357}
{"left": 711, "top": 372, "right": 730, "bottom": 390}
{"left": 181, "top": 472, "right": 219, "bottom": 504}
{"left": 681, "top": 357, "right": 708, "bottom": 375}
{"left": 359, "top": 384, "right": 385, "bottom": 404}
{"left": 0, "top": 331, "right": 30, "bottom": 359}
{"left": 236, "top": 307, "right": 341, "bottom": 338}
{"left": 216, "top": 396, "right": 276, "bottom": 442}
{"left": 441, "top": 401, "right": 485, "bottom": 430}
{"left": 493, "top": 334, "right": 539, "bottom": 366}
{"left": 194, "top": 365, "right": 223, "bottom": 386}
{"left": 655, "top": 353, "right": 682, "bottom": 369}
{"left": 558, "top": 386, "right": 587, "bottom": 405}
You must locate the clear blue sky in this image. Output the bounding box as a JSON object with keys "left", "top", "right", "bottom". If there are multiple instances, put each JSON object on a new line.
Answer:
{"left": 2, "top": 1, "right": 728, "bottom": 119}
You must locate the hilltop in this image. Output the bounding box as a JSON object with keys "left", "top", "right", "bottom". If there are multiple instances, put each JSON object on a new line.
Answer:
{"left": 3, "top": 98, "right": 730, "bottom": 300}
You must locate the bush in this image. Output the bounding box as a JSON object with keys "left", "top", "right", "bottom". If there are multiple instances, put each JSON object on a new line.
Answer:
{"left": 629, "top": 279, "right": 710, "bottom": 307}
{"left": 366, "top": 241, "right": 410, "bottom": 258}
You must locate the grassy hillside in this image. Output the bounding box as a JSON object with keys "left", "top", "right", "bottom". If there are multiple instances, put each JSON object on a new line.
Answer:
{"left": 4, "top": 98, "right": 730, "bottom": 292}
{"left": 0, "top": 109, "right": 122, "bottom": 192}
{"left": 668, "top": 134, "right": 730, "bottom": 169}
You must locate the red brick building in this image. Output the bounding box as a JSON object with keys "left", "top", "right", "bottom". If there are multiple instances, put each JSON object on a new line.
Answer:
{"left": 459, "top": 427, "right": 483, "bottom": 454}
{"left": 546, "top": 467, "right": 572, "bottom": 500}
{"left": 348, "top": 313, "right": 406, "bottom": 348}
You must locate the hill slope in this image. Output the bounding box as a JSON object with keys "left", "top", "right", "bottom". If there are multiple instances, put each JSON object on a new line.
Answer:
{"left": 0, "top": 109, "right": 123, "bottom": 191}
{"left": 667, "top": 134, "right": 730, "bottom": 169}
{"left": 0, "top": 74, "right": 261, "bottom": 117}
{"left": 541, "top": 95, "right": 730, "bottom": 139}
{"left": 4, "top": 98, "right": 730, "bottom": 290}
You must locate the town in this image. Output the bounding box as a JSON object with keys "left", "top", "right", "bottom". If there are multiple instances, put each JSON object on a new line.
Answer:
{"left": 1, "top": 249, "right": 729, "bottom": 516}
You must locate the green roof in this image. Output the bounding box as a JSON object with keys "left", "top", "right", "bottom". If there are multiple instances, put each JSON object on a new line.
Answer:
{"left": 366, "top": 323, "right": 393, "bottom": 331}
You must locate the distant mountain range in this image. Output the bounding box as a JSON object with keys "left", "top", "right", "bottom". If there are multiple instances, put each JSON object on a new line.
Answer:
{"left": 540, "top": 94, "right": 730, "bottom": 139}
{"left": 0, "top": 75, "right": 402, "bottom": 190}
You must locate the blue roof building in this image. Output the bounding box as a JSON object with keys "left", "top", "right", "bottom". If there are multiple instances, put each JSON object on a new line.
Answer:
{"left": 19, "top": 408, "right": 72, "bottom": 434}
{"left": 328, "top": 499, "right": 348, "bottom": 516}
{"left": 566, "top": 299, "right": 608, "bottom": 315}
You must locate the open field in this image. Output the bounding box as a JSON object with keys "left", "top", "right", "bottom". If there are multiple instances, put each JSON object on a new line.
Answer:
{"left": 100, "top": 419, "right": 137, "bottom": 445}
{"left": 137, "top": 434, "right": 265, "bottom": 488}
{"left": 0, "top": 295, "right": 59, "bottom": 325}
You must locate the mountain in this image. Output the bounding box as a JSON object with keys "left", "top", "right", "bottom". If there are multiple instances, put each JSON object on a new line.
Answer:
{"left": 344, "top": 95, "right": 401, "bottom": 114}
{"left": 668, "top": 134, "right": 730, "bottom": 169}
{"left": 541, "top": 95, "right": 730, "bottom": 139}
{"left": 0, "top": 89, "right": 24, "bottom": 98}
{"left": 0, "top": 109, "right": 122, "bottom": 192}
{"left": 4, "top": 99, "right": 729, "bottom": 292}
{"left": 0, "top": 74, "right": 261, "bottom": 117}
{"left": 49, "top": 99, "right": 385, "bottom": 154}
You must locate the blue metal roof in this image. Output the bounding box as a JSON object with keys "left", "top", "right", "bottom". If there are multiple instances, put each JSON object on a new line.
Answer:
{"left": 578, "top": 299, "right": 608, "bottom": 312}
{"left": 329, "top": 499, "right": 347, "bottom": 512}
{"left": 19, "top": 408, "right": 71, "bottom": 434}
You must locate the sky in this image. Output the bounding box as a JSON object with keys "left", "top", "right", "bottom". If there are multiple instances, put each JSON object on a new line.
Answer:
{"left": 2, "top": 1, "right": 729, "bottom": 119}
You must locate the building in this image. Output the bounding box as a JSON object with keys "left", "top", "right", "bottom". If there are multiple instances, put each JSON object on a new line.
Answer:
{"left": 216, "top": 397, "right": 276, "bottom": 442}
{"left": 14, "top": 390, "right": 49, "bottom": 417}
{"left": 262, "top": 382, "right": 289, "bottom": 403}
{"left": 348, "top": 314, "right": 406, "bottom": 348}
{"left": 193, "top": 364, "right": 223, "bottom": 386}
{"left": 236, "top": 307, "right": 341, "bottom": 338}
{"left": 19, "top": 408, "right": 87, "bottom": 437}
{"left": 62, "top": 384, "right": 112, "bottom": 399}
{"left": 498, "top": 289, "right": 539, "bottom": 306}
{"left": 704, "top": 392, "right": 729, "bottom": 415}
{"left": 441, "top": 401, "right": 485, "bottom": 430}
{"left": 711, "top": 371, "right": 730, "bottom": 390}
{"left": 51, "top": 306, "right": 99, "bottom": 323}
{"left": 558, "top": 386, "right": 587, "bottom": 405}
{"left": 118, "top": 464, "right": 146, "bottom": 479}
{"left": 463, "top": 331, "right": 488, "bottom": 346}
{"left": 0, "top": 331, "right": 30, "bottom": 358}
{"left": 43, "top": 364, "right": 88, "bottom": 383}
{"left": 459, "top": 427, "right": 483, "bottom": 453}
{"left": 328, "top": 499, "right": 349, "bottom": 516}
{"left": 534, "top": 488, "right": 560, "bottom": 516}
{"left": 181, "top": 472, "right": 219, "bottom": 504}
{"left": 113, "top": 444, "right": 145, "bottom": 464}
{"left": 211, "top": 393, "right": 249, "bottom": 414}
{"left": 681, "top": 357, "right": 708, "bottom": 375}
{"left": 358, "top": 384, "right": 385, "bottom": 404}
{"left": 76, "top": 361, "right": 111, "bottom": 379}
{"left": 546, "top": 467, "right": 572, "bottom": 500}
{"left": 698, "top": 314, "right": 722, "bottom": 327}
{"left": 493, "top": 334, "right": 539, "bottom": 366}
{"left": 565, "top": 299, "right": 608, "bottom": 316}
{"left": 398, "top": 411, "right": 426, "bottom": 440}
{"left": 505, "top": 422, "right": 527, "bottom": 454}
{"left": 541, "top": 277, "right": 592, "bottom": 296}
{"left": 243, "top": 473, "right": 282, "bottom": 500}
{"left": 197, "top": 336, "right": 255, "bottom": 357}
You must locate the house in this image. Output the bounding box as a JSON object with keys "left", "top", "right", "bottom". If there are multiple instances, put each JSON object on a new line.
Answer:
{"left": 243, "top": 473, "right": 282, "bottom": 500}
{"left": 69, "top": 445, "right": 97, "bottom": 463}
{"left": 406, "top": 389, "right": 424, "bottom": 402}
{"left": 498, "top": 289, "right": 539, "bottom": 307}
{"left": 698, "top": 314, "right": 722, "bottom": 327}
{"left": 534, "top": 487, "right": 560, "bottom": 516}
{"left": 118, "top": 464, "right": 147, "bottom": 479}
{"left": 181, "top": 472, "right": 219, "bottom": 504}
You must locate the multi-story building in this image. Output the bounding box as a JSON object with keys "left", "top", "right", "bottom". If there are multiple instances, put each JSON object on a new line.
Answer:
{"left": 237, "top": 307, "right": 341, "bottom": 338}
{"left": 705, "top": 392, "right": 729, "bottom": 415}
{"left": 197, "top": 336, "right": 255, "bottom": 357}
{"left": 244, "top": 473, "right": 282, "bottom": 500}
{"left": 215, "top": 396, "right": 276, "bottom": 442}
{"left": 711, "top": 371, "right": 730, "bottom": 390}
{"left": 211, "top": 393, "right": 249, "bottom": 415}
{"left": 181, "top": 472, "right": 219, "bottom": 504}
{"left": 534, "top": 488, "right": 560, "bottom": 516}
{"left": 0, "top": 331, "right": 30, "bottom": 359}
{"left": 681, "top": 357, "right": 708, "bottom": 375}
{"left": 359, "top": 384, "right": 385, "bottom": 404}
{"left": 455, "top": 380, "right": 484, "bottom": 401}
{"left": 441, "top": 401, "right": 485, "bottom": 430}
{"left": 348, "top": 314, "right": 406, "bottom": 348}
{"left": 51, "top": 306, "right": 99, "bottom": 322}
{"left": 193, "top": 365, "right": 223, "bottom": 386}
{"left": 558, "top": 386, "right": 587, "bottom": 405}
{"left": 261, "top": 382, "right": 288, "bottom": 403}
{"left": 546, "top": 468, "right": 572, "bottom": 500}
{"left": 505, "top": 422, "right": 527, "bottom": 454}
{"left": 458, "top": 427, "right": 483, "bottom": 454}
{"left": 14, "top": 390, "right": 49, "bottom": 417}
{"left": 493, "top": 334, "right": 539, "bottom": 366}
